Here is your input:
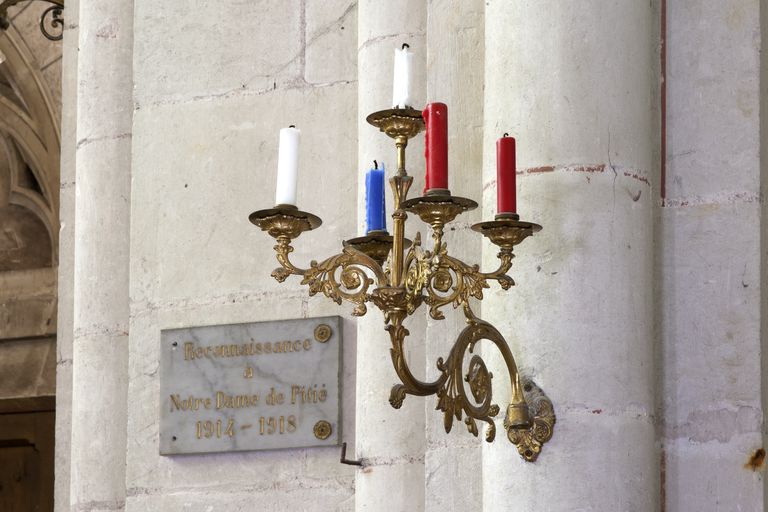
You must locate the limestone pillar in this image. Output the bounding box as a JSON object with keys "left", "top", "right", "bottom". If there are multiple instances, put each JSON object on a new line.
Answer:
{"left": 481, "top": 1, "right": 658, "bottom": 509}
{"left": 662, "top": 1, "right": 765, "bottom": 508}
{"left": 424, "top": 1, "right": 485, "bottom": 510}
{"left": 54, "top": 0, "right": 79, "bottom": 509}
{"left": 356, "top": 2, "right": 427, "bottom": 510}
{"left": 67, "top": 1, "right": 134, "bottom": 510}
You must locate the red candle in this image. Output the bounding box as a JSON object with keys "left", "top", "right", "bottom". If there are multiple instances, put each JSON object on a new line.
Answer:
{"left": 496, "top": 135, "right": 516, "bottom": 213}
{"left": 423, "top": 102, "right": 449, "bottom": 192}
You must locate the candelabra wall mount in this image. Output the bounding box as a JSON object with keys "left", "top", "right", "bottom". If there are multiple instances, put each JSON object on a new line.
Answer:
{"left": 0, "top": 0, "right": 64, "bottom": 41}
{"left": 250, "top": 107, "right": 556, "bottom": 462}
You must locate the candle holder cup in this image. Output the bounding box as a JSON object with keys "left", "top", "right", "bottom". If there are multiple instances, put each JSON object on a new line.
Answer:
{"left": 249, "top": 108, "right": 555, "bottom": 462}
{"left": 343, "top": 231, "right": 412, "bottom": 267}
{"left": 471, "top": 217, "right": 542, "bottom": 251}
{"left": 249, "top": 205, "right": 322, "bottom": 240}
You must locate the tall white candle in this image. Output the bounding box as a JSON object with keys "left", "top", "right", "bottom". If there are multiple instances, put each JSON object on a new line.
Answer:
{"left": 275, "top": 126, "right": 300, "bottom": 206}
{"left": 392, "top": 44, "right": 413, "bottom": 109}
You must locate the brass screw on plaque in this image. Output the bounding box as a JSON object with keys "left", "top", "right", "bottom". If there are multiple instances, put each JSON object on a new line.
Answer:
{"left": 314, "top": 324, "right": 332, "bottom": 343}
{"left": 313, "top": 420, "right": 332, "bottom": 440}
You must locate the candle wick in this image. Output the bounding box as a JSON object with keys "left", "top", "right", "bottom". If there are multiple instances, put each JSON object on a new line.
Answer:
{"left": 289, "top": 125, "right": 296, "bottom": 128}
{"left": 503, "top": 132, "right": 509, "bottom": 137}
{"left": 373, "top": 160, "right": 378, "bottom": 169}
{"left": 401, "top": 43, "right": 410, "bottom": 49}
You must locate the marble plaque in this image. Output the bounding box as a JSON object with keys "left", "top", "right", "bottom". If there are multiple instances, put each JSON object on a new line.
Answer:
{"left": 159, "top": 316, "right": 341, "bottom": 455}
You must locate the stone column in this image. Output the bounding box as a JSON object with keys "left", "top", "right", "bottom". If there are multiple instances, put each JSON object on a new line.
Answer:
{"left": 67, "top": 1, "right": 134, "bottom": 510}
{"left": 356, "top": 2, "right": 427, "bottom": 510}
{"left": 54, "top": 0, "right": 79, "bottom": 509}
{"left": 424, "top": 1, "right": 485, "bottom": 510}
{"left": 482, "top": 1, "right": 658, "bottom": 509}
{"left": 662, "top": 1, "right": 765, "bottom": 508}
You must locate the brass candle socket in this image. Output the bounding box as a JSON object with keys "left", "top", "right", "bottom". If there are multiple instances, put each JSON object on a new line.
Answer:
{"left": 343, "top": 232, "right": 413, "bottom": 266}
{"left": 402, "top": 193, "right": 478, "bottom": 226}
{"left": 249, "top": 205, "right": 322, "bottom": 240}
{"left": 471, "top": 218, "right": 542, "bottom": 251}
{"left": 249, "top": 109, "right": 555, "bottom": 462}
{"left": 402, "top": 192, "right": 478, "bottom": 254}
{"left": 366, "top": 108, "right": 424, "bottom": 176}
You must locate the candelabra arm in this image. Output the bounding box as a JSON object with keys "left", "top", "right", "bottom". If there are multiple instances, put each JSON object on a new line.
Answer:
{"left": 381, "top": 297, "right": 549, "bottom": 452}
{"left": 271, "top": 235, "right": 309, "bottom": 280}
{"left": 414, "top": 250, "right": 497, "bottom": 321}
{"left": 299, "top": 246, "right": 386, "bottom": 317}
{"left": 251, "top": 206, "right": 386, "bottom": 316}
{"left": 476, "top": 248, "right": 516, "bottom": 290}
{"left": 271, "top": 238, "right": 388, "bottom": 318}
{"left": 386, "top": 309, "right": 445, "bottom": 409}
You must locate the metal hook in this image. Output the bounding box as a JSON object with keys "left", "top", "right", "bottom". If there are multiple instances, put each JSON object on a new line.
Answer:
{"left": 402, "top": 43, "right": 410, "bottom": 49}
{"left": 503, "top": 132, "right": 509, "bottom": 137}
{"left": 373, "top": 160, "right": 378, "bottom": 169}
{"left": 340, "top": 442, "right": 363, "bottom": 466}
{"left": 289, "top": 124, "right": 296, "bottom": 128}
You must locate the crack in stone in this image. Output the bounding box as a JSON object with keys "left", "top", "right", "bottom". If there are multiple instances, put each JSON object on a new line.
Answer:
{"left": 73, "top": 324, "right": 129, "bottom": 339}
{"left": 358, "top": 31, "right": 426, "bottom": 52}
{"left": 663, "top": 191, "right": 762, "bottom": 208}
{"left": 72, "top": 499, "right": 125, "bottom": 512}
{"left": 76, "top": 132, "right": 132, "bottom": 150}
{"left": 136, "top": 79, "right": 357, "bottom": 110}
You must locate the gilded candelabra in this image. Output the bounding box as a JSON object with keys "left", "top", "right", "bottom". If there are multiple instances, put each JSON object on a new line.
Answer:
{"left": 250, "top": 108, "right": 555, "bottom": 462}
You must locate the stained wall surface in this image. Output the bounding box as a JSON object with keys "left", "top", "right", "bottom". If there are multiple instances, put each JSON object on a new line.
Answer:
{"left": 126, "top": 1, "right": 359, "bottom": 510}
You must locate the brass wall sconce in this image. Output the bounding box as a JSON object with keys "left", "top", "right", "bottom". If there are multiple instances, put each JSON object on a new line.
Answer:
{"left": 250, "top": 108, "right": 555, "bottom": 462}
{"left": 0, "top": 0, "right": 64, "bottom": 41}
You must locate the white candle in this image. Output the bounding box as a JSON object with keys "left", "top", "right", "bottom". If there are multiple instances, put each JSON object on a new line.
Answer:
{"left": 392, "top": 44, "right": 413, "bottom": 109}
{"left": 275, "top": 126, "right": 300, "bottom": 206}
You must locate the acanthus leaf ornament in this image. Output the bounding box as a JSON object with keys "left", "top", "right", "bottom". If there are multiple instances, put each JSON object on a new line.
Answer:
{"left": 249, "top": 107, "right": 555, "bottom": 462}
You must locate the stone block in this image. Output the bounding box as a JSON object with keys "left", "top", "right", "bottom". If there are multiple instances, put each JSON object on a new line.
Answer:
{"left": 660, "top": 202, "right": 762, "bottom": 425}
{"left": 663, "top": 433, "right": 764, "bottom": 511}
{"left": 483, "top": 169, "right": 655, "bottom": 411}
{"left": 666, "top": 0, "right": 760, "bottom": 200}
{"left": 355, "top": 460, "right": 425, "bottom": 511}
{"left": 125, "top": 482, "right": 354, "bottom": 512}
{"left": 425, "top": 444, "right": 482, "bottom": 512}
{"left": 129, "top": 83, "right": 356, "bottom": 306}
{"left": 483, "top": 410, "right": 657, "bottom": 512}
{"left": 305, "top": 0, "right": 357, "bottom": 84}
{"left": 0, "top": 336, "right": 56, "bottom": 398}
{"left": 484, "top": 0, "right": 655, "bottom": 172}
{"left": 0, "top": 268, "right": 57, "bottom": 339}
{"left": 72, "top": 138, "right": 131, "bottom": 331}
{"left": 354, "top": 319, "right": 426, "bottom": 458}
{"left": 358, "top": 0, "right": 426, "bottom": 47}
{"left": 69, "top": 332, "right": 129, "bottom": 504}
{"left": 133, "top": 0, "right": 303, "bottom": 105}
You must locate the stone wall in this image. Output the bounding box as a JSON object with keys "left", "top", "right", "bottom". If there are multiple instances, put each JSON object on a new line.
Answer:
{"left": 128, "top": 0, "right": 359, "bottom": 510}
{"left": 661, "top": 0, "right": 765, "bottom": 507}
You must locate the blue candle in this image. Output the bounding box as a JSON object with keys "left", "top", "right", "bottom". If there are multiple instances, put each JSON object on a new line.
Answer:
{"left": 365, "top": 162, "right": 386, "bottom": 233}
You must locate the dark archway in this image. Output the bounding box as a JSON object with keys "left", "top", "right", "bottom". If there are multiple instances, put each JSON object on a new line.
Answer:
{"left": 0, "top": 6, "right": 61, "bottom": 511}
